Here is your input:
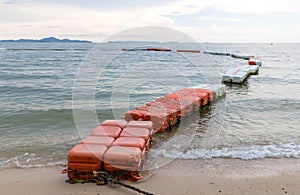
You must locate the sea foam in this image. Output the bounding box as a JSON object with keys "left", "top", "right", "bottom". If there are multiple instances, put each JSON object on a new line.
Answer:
{"left": 151, "top": 142, "right": 300, "bottom": 160}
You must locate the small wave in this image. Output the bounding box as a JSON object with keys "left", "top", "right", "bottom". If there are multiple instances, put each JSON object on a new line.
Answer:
{"left": 16, "top": 161, "right": 66, "bottom": 169}
{"left": 0, "top": 152, "right": 66, "bottom": 169}
{"left": 152, "top": 143, "right": 300, "bottom": 160}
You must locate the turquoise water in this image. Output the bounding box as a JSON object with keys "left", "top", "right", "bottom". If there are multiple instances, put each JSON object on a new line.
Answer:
{"left": 0, "top": 42, "right": 299, "bottom": 168}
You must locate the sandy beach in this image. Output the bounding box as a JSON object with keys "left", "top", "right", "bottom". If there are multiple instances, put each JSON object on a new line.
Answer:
{"left": 1, "top": 158, "right": 300, "bottom": 195}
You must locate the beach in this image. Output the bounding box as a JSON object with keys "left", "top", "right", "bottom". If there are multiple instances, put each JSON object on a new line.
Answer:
{"left": 1, "top": 158, "right": 300, "bottom": 195}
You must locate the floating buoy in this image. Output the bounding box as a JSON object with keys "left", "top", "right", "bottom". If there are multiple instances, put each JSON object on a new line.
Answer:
{"left": 176, "top": 49, "right": 200, "bottom": 53}
{"left": 121, "top": 47, "right": 171, "bottom": 52}
{"left": 203, "top": 51, "right": 230, "bottom": 56}
{"left": 100, "top": 120, "right": 128, "bottom": 129}
{"left": 248, "top": 57, "right": 262, "bottom": 66}
{"left": 91, "top": 126, "right": 122, "bottom": 138}
{"left": 103, "top": 146, "right": 143, "bottom": 180}
{"left": 112, "top": 137, "right": 146, "bottom": 151}
{"left": 222, "top": 65, "right": 260, "bottom": 83}
{"left": 146, "top": 47, "right": 171, "bottom": 52}
{"left": 67, "top": 144, "right": 107, "bottom": 180}
{"left": 121, "top": 48, "right": 147, "bottom": 51}
{"left": 81, "top": 136, "right": 114, "bottom": 147}
{"left": 231, "top": 53, "right": 254, "bottom": 60}
{"left": 64, "top": 87, "right": 226, "bottom": 183}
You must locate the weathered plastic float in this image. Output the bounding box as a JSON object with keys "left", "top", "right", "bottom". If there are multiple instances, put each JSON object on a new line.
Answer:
{"left": 248, "top": 57, "right": 262, "bottom": 66}
{"left": 230, "top": 53, "right": 255, "bottom": 60}
{"left": 122, "top": 47, "right": 171, "bottom": 52}
{"left": 62, "top": 86, "right": 226, "bottom": 189}
{"left": 222, "top": 65, "right": 260, "bottom": 83}
{"left": 203, "top": 50, "right": 231, "bottom": 56}
{"left": 176, "top": 49, "right": 201, "bottom": 53}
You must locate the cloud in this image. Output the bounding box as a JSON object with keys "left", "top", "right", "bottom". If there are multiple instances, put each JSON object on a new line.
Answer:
{"left": 43, "top": 25, "right": 61, "bottom": 29}
{"left": 197, "top": 16, "right": 241, "bottom": 22}
{"left": 208, "top": 25, "right": 231, "bottom": 33}
{"left": 0, "top": 1, "right": 182, "bottom": 41}
{"left": 156, "top": 0, "right": 212, "bottom": 15}
{"left": 1, "top": 0, "right": 23, "bottom": 4}
{"left": 0, "top": 0, "right": 299, "bottom": 42}
{"left": 212, "top": 0, "right": 300, "bottom": 14}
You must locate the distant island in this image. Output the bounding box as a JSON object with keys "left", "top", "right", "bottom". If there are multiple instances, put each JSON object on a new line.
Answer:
{"left": 0, "top": 37, "right": 92, "bottom": 43}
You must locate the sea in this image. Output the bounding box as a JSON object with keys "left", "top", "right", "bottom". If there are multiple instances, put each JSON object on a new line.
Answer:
{"left": 0, "top": 42, "right": 299, "bottom": 169}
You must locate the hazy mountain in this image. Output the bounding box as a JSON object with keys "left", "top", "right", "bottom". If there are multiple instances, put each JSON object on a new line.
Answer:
{"left": 0, "top": 37, "right": 92, "bottom": 43}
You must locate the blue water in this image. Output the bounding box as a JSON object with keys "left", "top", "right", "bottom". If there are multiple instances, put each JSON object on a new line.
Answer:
{"left": 0, "top": 42, "right": 299, "bottom": 168}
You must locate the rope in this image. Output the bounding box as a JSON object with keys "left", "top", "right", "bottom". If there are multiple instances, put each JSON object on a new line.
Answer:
{"left": 107, "top": 177, "right": 154, "bottom": 195}
{"left": 64, "top": 170, "right": 154, "bottom": 195}
{"left": 99, "top": 172, "right": 154, "bottom": 195}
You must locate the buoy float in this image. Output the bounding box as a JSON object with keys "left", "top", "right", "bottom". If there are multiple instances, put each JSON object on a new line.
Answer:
{"left": 63, "top": 87, "right": 226, "bottom": 183}
{"left": 203, "top": 51, "right": 230, "bottom": 56}
{"left": 146, "top": 48, "right": 171, "bottom": 52}
{"left": 222, "top": 65, "right": 260, "bottom": 83}
{"left": 176, "top": 49, "right": 200, "bottom": 53}
{"left": 248, "top": 57, "right": 262, "bottom": 66}
{"left": 230, "top": 53, "right": 254, "bottom": 60}
{"left": 121, "top": 47, "right": 171, "bottom": 52}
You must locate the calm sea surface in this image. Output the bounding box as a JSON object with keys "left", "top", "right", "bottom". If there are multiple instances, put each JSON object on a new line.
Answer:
{"left": 0, "top": 42, "right": 299, "bottom": 168}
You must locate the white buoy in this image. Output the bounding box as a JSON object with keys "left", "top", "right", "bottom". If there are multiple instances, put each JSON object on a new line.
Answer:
{"left": 222, "top": 65, "right": 260, "bottom": 84}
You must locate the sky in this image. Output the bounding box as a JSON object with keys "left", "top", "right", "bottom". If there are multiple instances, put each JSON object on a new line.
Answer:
{"left": 0, "top": 0, "right": 299, "bottom": 42}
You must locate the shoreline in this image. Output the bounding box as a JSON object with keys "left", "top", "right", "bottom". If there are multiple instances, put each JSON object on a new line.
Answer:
{"left": 1, "top": 158, "right": 300, "bottom": 194}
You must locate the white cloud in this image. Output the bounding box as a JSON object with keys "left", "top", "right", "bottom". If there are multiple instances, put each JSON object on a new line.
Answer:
{"left": 154, "top": 0, "right": 212, "bottom": 15}
{"left": 212, "top": 0, "right": 300, "bottom": 14}
{"left": 0, "top": 0, "right": 213, "bottom": 41}
{"left": 0, "top": 0, "right": 299, "bottom": 42}
{"left": 197, "top": 16, "right": 241, "bottom": 22}
{"left": 209, "top": 25, "right": 231, "bottom": 33}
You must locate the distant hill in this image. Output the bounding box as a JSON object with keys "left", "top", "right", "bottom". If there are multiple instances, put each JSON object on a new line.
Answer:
{"left": 0, "top": 37, "right": 92, "bottom": 43}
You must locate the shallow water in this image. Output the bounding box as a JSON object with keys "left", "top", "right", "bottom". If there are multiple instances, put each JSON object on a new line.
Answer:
{"left": 0, "top": 42, "right": 299, "bottom": 168}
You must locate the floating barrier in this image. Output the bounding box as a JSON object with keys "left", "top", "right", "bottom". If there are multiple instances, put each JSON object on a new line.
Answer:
{"left": 176, "top": 49, "right": 200, "bottom": 53}
{"left": 64, "top": 120, "right": 153, "bottom": 182}
{"left": 203, "top": 50, "right": 230, "bottom": 56}
{"left": 121, "top": 47, "right": 171, "bottom": 52}
{"left": 121, "top": 48, "right": 147, "bottom": 51}
{"left": 63, "top": 87, "right": 226, "bottom": 184}
{"left": 222, "top": 65, "right": 260, "bottom": 83}
{"left": 121, "top": 48, "right": 262, "bottom": 68}
{"left": 230, "top": 53, "right": 255, "bottom": 60}
{"left": 147, "top": 48, "right": 171, "bottom": 52}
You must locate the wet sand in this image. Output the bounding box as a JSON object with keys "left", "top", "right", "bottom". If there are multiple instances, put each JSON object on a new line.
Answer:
{"left": 0, "top": 158, "right": 300, "bottom": 195}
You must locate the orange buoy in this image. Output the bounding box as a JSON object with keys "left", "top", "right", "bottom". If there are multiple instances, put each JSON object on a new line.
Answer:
{"left": 248, "top": 58, "right": 262, "bottom": 66}
{"left": 177, "top": 49, "right": 200, "bottom": 53}
{"left": 101, "top": 120, "right": 128, "bottom": 129}
{"left": 91, "top": 126, "right": 122, "bottom": 138}
{"left": 146, "top": 47, "right": 171, "bottom": 52}
{"left": 67, "top": 144, "right": 107, "bottom": 180}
